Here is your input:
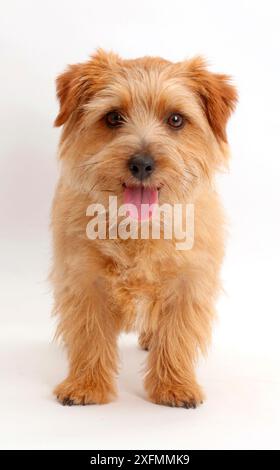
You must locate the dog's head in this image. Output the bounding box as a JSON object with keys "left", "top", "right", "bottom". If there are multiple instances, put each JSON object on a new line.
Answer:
{"left": 55, "top": 50, "right": 237, "bottom": 215}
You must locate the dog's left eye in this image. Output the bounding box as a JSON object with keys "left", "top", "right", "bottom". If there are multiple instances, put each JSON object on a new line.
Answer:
{"left": 105, "top": 111, "right": 124, "bottom": 128}
{"left": 167, "top": 113, "right": 184, "bottom": 129}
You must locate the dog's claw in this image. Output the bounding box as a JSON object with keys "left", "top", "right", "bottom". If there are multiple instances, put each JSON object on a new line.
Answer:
{"left": 162, "top": 399, "right": 200, "bottom": 409}
{"left": 61, "top": 397, "right": 75, "bottom": 406}
{"left": 183, "top": 401, "right": 197, "bottom": 409}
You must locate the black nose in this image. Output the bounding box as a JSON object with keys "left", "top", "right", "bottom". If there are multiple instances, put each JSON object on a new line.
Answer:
{"left": 128, "top": 154, "right": 155, "bottom": 181}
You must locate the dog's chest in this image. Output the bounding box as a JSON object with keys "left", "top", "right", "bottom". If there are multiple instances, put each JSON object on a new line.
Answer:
{"left": 102, "top": 237, "right": 181, "bottom": 298}
{"left": 117, "top": 258, "right": 158, "bottom": 291}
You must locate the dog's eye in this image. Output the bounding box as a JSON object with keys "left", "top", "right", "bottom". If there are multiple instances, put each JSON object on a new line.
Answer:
{"left": 167, "top": 113, "right": 184, "bottom": 129}
{"left": 105, "top": 111, "right": 124, "bottom": 128}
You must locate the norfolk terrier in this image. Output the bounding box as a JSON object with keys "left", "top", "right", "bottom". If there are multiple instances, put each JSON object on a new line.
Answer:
{"left": 51, "top": 50, "right": 237, "bottom": 407}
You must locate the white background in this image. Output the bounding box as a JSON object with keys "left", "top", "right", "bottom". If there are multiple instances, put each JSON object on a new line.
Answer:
{"left": 1, "top": 0, "right": 280, "bottom": 450}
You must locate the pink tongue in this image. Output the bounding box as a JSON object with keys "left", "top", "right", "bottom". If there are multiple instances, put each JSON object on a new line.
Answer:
{"left": 124, "top": 186, "right": 158, "bottom": 221}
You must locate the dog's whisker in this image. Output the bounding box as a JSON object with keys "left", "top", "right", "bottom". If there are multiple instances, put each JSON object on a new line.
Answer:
{"left": 75, "top": 161, "right": 103, "bottom": 169}
{"left": 89, "top": 183, "right": 98, "bottom": 193}
{"left": 185, "top": 169, "right": 198, "bottom": 179}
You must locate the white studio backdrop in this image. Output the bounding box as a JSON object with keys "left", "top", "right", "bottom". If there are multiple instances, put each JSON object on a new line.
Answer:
{"left": 0, "top": 0, "right": 280, "bottom": 450}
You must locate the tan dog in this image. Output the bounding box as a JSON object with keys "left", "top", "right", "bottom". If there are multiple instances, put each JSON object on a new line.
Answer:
{"left": 51, "top": 50, "right": 237, "bottom": 408}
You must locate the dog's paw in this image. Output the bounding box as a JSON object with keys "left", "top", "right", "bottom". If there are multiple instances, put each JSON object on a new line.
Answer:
{"left": 147, "top": 382, "right": 204, "bottom": 409}
{"left": 54, "top": 377, "right": 115, "bottom": 406}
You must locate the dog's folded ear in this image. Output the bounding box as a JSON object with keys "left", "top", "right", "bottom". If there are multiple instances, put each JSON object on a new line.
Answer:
{"left": 54, "top": 62, "right": 90, "bottom": 127}
{"left": 54, "top": 49, "right": 119, "bottom": 127}
{"left": 186, "top": 57, "right": 238, "bottom": 143}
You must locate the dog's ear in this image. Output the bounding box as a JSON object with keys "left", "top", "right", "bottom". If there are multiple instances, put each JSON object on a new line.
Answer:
{"left": 54, "top": 63, "right": 89, "bottom": 127}
{"left": 186, "top": 57, "right": 238, "bottom": 143}
{"left": 54, "top": 49, "right": 119, "bottom": 127}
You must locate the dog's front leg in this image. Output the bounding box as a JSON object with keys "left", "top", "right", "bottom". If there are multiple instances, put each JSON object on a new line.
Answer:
{"left": 144, "top": 280, "right": 210, "bottom": 408}
{"left": 54, "top": 278, "right": 119, "bottom": 406}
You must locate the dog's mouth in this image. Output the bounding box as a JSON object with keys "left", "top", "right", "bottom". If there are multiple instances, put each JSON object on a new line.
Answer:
{"left": 122, "top": 183, "right": 159, "bottom": 221}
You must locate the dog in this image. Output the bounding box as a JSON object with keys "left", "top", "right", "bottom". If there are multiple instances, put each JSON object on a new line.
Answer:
{"left": 51, "top": 49, "right": 237, "bottom": 407}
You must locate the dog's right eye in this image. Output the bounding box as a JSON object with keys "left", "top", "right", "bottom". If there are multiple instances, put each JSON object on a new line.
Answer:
{"left": 105, "top": 111, "right": 124, "bottom": 128}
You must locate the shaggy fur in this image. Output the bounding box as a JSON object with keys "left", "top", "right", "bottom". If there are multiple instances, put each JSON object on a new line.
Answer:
{"left": 51, "top": 50, "right": 237, "bottom": 407}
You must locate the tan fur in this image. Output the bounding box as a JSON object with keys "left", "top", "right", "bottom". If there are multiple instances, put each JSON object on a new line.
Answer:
{"left": 51, "top": 50, "right": 237, "bottom": 407}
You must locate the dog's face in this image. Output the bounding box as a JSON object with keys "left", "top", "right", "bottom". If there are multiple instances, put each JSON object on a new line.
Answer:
{"left": 55, "top": 50, "right": 237, "bottom": 214}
